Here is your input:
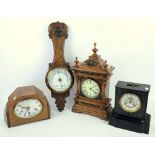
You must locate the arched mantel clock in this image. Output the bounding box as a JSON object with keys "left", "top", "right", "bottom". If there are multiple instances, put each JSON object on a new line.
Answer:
{"left": 45, "top": 21, "right": 74, "bottom": 111}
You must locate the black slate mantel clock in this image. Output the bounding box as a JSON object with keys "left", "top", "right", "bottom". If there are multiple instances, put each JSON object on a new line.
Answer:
{"left": 109, "top": 81, "right": 151, "bottom": 134}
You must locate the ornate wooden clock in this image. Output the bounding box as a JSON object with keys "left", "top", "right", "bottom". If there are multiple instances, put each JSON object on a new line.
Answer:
{"left": 72, "top": 43, "right": 115, "bottom": 120}
{"left": 109, "top": 81, "right": 151, "bottom": 134}
{"left": 6, "top": 86, "right": 50, "bottom": 127}
{"left": 45, "top": 21, "right": 74, "bottom": 111}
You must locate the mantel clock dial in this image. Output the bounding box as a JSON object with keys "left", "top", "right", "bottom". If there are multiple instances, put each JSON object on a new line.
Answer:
{"left": 6, "top": 86, "right": 50, "bottom": 127}
{"left": 45, "top": 21, "right": 74, "bottom": 111}
{"left": 109, "top": 81, "right": 151, "bottom": 134}
{"left": 72, "top": 43, "right": 115, "bottom": 120}
{"left": 14, "top": 99, "right": 43, "bottom": 118}
{"left": 81, "top": 79, "right": 100, "bottom": 99}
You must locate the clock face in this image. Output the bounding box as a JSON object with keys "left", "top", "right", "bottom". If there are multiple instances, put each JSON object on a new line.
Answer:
{"left": 14, "top": 99, "right": 43, "bottom": 118}
{"left": 81, "top": 79, "right": 100, "bottom": 99}
{"left": 119, "top": 93, "right": 141, "bottom": 113}
{"left": 47, "top": 67, "right": 72, "bottom": 92}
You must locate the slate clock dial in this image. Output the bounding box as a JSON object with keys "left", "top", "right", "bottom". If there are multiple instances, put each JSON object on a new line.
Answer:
{"left": 81, "top": 79, "right": 100, "bottom": 99}
{"left": 6, "top": 86, "right": 50, "bottom": 127}
{"left": 119, "top": 93, "right": 141, "bottom": 113}
{"left": 45, "top": 21, "right": 74, "bottom": 111}
{"left": 109, "top": 81, "right": 151, "bottom": 134}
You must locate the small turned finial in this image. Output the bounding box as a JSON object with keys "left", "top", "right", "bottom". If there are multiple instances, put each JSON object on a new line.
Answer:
{"left": 92, "top": 43, "right": 98, "bottom": 54}
{"left": 75, "top": 57, "right": 79, "bottom": 67}
{"left": 103, "top": 60, "right": 108, "bottom": 70}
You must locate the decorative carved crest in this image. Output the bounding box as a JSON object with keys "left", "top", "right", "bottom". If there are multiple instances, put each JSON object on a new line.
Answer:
{"left": 52, "top": 92, "right": 69, "bottom": 111}
{"left": 73, "top": 43, "right": 115, "bottom": 74}
{"left": 48, "top": 21, "right": 68, "bottom": 38}
{"left": 84, "top": 58, "right": 97, "bottom": 66}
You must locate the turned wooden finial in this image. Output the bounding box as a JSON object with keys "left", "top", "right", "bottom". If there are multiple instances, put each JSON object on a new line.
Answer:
{"left": 103, "top": 60, "right": 108, "bottom": 70}
{"left": 92, "top": 43, "right": 98, "bottom": 54}
{"left": 75, "top": 57, "right": 79, "bottom": 67}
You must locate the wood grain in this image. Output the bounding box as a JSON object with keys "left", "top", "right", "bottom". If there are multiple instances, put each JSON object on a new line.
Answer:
{"left": 45, "top": 22, "right": 74, "bottom": 111}
{"left": 72, "top": 43, "right": 115, "bottom": 120}
{"left": 6, "top": 86, "right": 50, "bottom": 127}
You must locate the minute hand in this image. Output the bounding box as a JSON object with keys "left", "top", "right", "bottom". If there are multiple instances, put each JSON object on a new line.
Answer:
{"left": 90, "top": 85, "right": 97, "bottom": 89}
{"left": 23, "top": 107, "right": 30, "bottom": 116}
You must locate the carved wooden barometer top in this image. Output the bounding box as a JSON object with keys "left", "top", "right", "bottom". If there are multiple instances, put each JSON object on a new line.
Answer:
{"left": 45, "top": 21, "right": 74, "bottom": 112}
{"left": 72, "top": 43, "right": 115, "bottom": 120}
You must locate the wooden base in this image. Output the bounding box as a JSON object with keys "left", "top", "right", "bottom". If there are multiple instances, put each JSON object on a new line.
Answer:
{"left": 72, "top": 102, "right": 112, "bottom": 120}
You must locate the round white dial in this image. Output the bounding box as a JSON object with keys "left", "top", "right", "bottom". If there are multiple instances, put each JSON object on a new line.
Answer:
{"left": 14, "top": 99, "right": 43, "bottom": 118}
{"left": 47, "top": 67, "right": 72, "bottom": 92}
{"left": 81, "top": 79, "right": 100, "bottom": 99}
{"left": 119, "top": 93, "right": 141, "bottom": 113}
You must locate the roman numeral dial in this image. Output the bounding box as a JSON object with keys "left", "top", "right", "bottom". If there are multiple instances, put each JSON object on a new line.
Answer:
{"left": 81, "top": 79, "right": 100, "bottom": 99}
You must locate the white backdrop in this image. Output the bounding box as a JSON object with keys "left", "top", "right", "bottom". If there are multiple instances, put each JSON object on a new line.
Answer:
{"left": 0, "top": 17, "right": 155, "bottom": 136}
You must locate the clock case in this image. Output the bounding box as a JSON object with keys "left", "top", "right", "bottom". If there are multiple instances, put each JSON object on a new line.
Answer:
{"left": 72, "top": 43, "right": 115, "bottom": 120}
{"left": 109, "top": 81, "right": 151, "bottom": 134}
{"left": 45, "top": 21, "right": 74, "bottom": 112}
{"left": 6, "top": 86, "right": 50, "bottom": 127}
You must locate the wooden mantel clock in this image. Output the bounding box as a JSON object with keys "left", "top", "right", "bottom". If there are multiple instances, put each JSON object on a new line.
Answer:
{"left": 72, "top": 43, "right": 115, "bottom": 120}
{"left": 45, "top": 21, "right": 74, "bottom": 111}
{"left": 6, "top": 86, "right": 50, "bottom": 127}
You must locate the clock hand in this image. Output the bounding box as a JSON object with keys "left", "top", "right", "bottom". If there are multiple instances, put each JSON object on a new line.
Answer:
{"left": 128, "top": 96, "right": 133, "bottom": 103}
{"left": 23, "top": 107, "right": 30, "bottom": 116}
{"left": 92, "top": 90, "right": 97, "bottom": 94}
{"left": 89, "top": 85, "right": 98, "bottom": 89}
{"left": 35, "top": 108, "right": 38, "bottom": 111}
{"left": 124, "top": 100, "right": 128, "bottom": 105}
{"left": 57, "top": 71, "right": 61, "bottom": 78}
{"left": 57, "top": 74, "right": 63, "bottom": 87}
{"left": 87, "top": 86, "right": 98, "bottom": 94}
{"left": 21, "top": 106, "right": 27, "bottom": 109}
{"left": 132, "top": 102, "right": 136, "bottom": 107}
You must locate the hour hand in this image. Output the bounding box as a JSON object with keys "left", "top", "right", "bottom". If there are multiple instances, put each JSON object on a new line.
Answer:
{"left": 23, "top": 107, "right": 30, "bottom": 116}
{"left": 20, "top": 106, "right": 28, "bottom": 109}
{"left": 92, "top": 90, "right": 98, "bottom": 94}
